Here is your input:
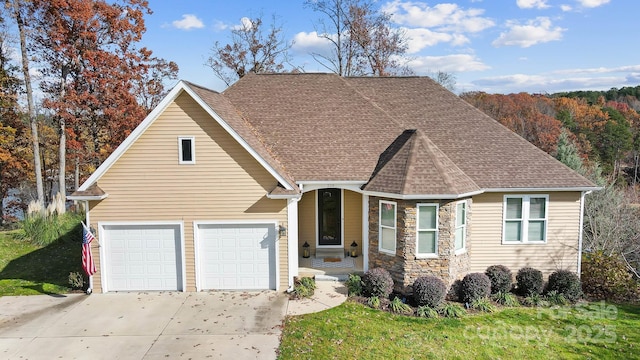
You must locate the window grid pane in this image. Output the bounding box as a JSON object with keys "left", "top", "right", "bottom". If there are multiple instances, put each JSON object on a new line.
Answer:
{"left": 505, "top": 221, "right": 522, "bottom": 241}
{"left": 418, "top": 231, "right": 436, "bottom": 254}
{"left": 506, "top": 198, "right": 522, "bottom": 219}
{"left": 528, "top": 220, "right": 545, "bottom": 241}
{"left": 530, "top": 198, "right": 546, "bottom": 219}
{"left": 381, "top": 227, "right": 395, "bottom": 252}
{"left": 381, "top": 203, "right": 395, "bottom": 227}
{"left": 418, "top": 205, "right": 437, "bottom": 230}
{"left": 455, "top": 227, "right": 464, "bottom": 250}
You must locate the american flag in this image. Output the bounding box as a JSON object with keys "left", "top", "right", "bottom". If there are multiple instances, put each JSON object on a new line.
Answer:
{"left": 82, "top": 222, "right": 97, "bottom": 276}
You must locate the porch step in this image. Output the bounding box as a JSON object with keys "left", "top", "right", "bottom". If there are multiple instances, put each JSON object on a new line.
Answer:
{"left": 315, "top": 248, "right": 345, "bottom": 259}
{"left": 315, "top": 274, "right": 348, "bottom": 281}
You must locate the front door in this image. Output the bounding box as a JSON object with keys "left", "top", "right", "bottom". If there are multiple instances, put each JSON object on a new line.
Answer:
{"left": 318, "top": 188, "right": 341, "bottom": 246}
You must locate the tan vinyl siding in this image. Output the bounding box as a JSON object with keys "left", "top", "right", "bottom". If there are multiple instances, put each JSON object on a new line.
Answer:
{"left": 298, "top": 191, "right": 316, "bottom": 254}
{"left": 344, "top": 190, "right": 363, "bottom": 254}
{"left": 469, "top": 192, "right": 581, "bottom": 275}
{"left": 89, "top": 93, "right": 287, "bottom": 292}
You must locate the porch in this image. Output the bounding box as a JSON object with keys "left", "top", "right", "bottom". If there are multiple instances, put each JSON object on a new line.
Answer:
{"left": 298, "top": 255, "right": 365, "bottom": 279}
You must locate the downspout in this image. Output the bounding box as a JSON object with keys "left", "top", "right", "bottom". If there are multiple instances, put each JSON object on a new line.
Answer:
{"left": 286, "top": 184, "right": 303, "bottom": 293}
{"left": 577, "top": 190, "right": 592, "bottom": 278}
{"left": 84, "top": 200, "right": 93, "bottom": 294}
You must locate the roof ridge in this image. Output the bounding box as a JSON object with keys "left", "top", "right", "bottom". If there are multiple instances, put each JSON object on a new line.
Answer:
{"left": 340, "top": 76, "right": 407, "bottom": 130}
{"left": 401, "top": 131, "right": 418, "bottom": 195}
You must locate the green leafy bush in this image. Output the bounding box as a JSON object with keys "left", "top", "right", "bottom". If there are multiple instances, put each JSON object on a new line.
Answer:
{"left": 292, "top": 277, "right": 316, "bottom": 298}
{"left": 346, "top": 273, "right": 363, "bottom": 296}
{"left": 471, "top": 297, "right": 496, "bottom": 313}
{"left": 438, "top": 302, "right": 466, "bottom": 318}
{"left": 416, "top": 306, "right": 438, "bottom": 318}
{"left": 581, "top": 251, "right": 637, "bottom": 301}
{"left": 545, "top": 290, "right": 569, "bottom": 306}
{"left": 367, "top": 296, "right": 381, "bottom": 309}
{"left": 546, "top": 270, "right": 582, "bottom": 302}
{"left": 485, "top": 265, "right": 512, "bottom": 294}
{"left": 389, "top": 297, "right": 413, "bottom": 315}
{"left": 68, "top": 271, "right": 84, "bottom": 289}
{"left": 523, "top": 293, "right": 549, "bottom": 307}
{"left": 362, "top": 268, "right": 394, "bottom": 298}
{"left": 460, "top": 273, "right": 491, "bottom": 303}
{"left": 412, "top": 276, "right": 447, "bottom": 308}
{"left": 516, "top": 267, "right": 544, "bottom": 296}
{"left": 492, "top": 291, "right": 520, "bottom": 307}
{"left": 21, "top": 211, "right": 82, "bottom": 246}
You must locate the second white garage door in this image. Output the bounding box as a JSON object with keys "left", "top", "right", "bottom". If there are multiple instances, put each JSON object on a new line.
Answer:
{"left": 196, "top": 223, "right": 277, "bottom": 290}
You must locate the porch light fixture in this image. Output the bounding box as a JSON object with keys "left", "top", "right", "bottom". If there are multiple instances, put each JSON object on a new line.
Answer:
{"left": 279, "top": 225, "right": 287, "bottom": 237}
{"left": 302, "top": 241, "right": 310, "bottom": 258}
{"left": 350, "top": 241, "right": 358, "bottom": 258}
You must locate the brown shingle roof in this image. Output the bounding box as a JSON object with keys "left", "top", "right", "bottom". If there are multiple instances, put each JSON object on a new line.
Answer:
{"left": 193, "top": 73, "right": 595, "bottom": 196}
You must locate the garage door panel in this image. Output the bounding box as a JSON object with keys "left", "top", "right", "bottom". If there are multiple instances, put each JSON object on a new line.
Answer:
{"left": 104, "top": 224, "right": 182, "bottom": 292}
{"left": 197, "top": 223, "right": 276, "bottom": 290}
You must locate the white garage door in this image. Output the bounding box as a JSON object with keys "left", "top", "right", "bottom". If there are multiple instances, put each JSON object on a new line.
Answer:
{"left": 197, "top": 223, "right": 276, "bottom": 290}
{"left": 104, "top": 224, "right": 183, "bottom": 291}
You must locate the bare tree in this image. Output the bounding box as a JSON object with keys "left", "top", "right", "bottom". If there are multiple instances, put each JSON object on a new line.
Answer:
{"left": 305, "top": 0, "right": 410, "bottom": 77}
{"left": 206, "top": 15, "right": 292, "bottom": 86}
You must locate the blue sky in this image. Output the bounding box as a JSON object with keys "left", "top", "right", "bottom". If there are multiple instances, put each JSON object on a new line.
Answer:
{"left": 140, "top": 0, "right": 637, "bottom": 94}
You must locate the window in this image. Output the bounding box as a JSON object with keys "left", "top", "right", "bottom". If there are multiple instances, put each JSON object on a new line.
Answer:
{"left": 416, "top": 204, "right": 438, "bottom": 257}
{"left": 379, "top": 200, "right": 396, "bottom": 254}
{"left": 455, "top": 201, "right": 466, "bottom": 253}
{"left": 503, "top": 195, "right": 548, "bottom": 243}
{"left": 178, "top": 136, "right": 195, "bottom": 164}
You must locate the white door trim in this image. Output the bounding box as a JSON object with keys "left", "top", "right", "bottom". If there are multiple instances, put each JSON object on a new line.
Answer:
{"left": 98, "top": 221, "right": 186, "bottom": 293}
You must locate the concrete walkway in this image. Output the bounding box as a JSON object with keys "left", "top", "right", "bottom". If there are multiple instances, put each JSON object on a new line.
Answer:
{"left": 0, "top": 281, "right": 347, "bottom": 359}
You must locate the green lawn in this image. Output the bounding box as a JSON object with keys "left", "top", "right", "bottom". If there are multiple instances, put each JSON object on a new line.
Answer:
{"left": 278, "top": 301, "right": 640, "bottom": 360}
{"left": 0, "top": 228, "right": 83, "bottom": 296}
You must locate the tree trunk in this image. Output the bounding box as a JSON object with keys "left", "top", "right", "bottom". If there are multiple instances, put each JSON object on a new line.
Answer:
{"left": 15, "top": 4, "right": 45, "bottom": 206}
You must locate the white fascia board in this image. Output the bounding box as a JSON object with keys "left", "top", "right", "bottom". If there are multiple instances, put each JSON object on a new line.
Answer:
{"left": 485, "top": 187, "right": 602, "bottom": 193}
{"left": 78, "top": 81, "right": 188, "bottom": 191}
{"left": 299, "top": 181, "right": 366, "bottom": 193}
{"left": 67, "top": 194, "right": 109, "bottom": 201}
{"left": 266, "top": 193, "right": 302, "bottom": 200}
{"left": 180, "top": 85, "right": 294, "bottom": 190}
{"left": 362, "top": 189, "right": 484, "bottom": 200}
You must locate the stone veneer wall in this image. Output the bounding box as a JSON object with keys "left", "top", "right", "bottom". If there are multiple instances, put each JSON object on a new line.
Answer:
{"left": 368, "top": 196, "right": 472, "bottom": 294}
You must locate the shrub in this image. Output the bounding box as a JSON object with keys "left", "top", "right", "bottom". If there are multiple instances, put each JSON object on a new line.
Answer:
{"left": 68, "top": 272, "right": 84, "bottom": 289}
{"left": 346, "top": 274, "right": 363, "bottom": 296}
{"left": 460, "top": 273, "right": 491, "bottom": 303}
{"left": 492, "top": 291, "right": 520, "bottom": 307}
{"left": 438, "top": 302, "right": 466, "bottom": 318}
{"left": 471, "top": 297, "right": 496, "bottom": 313}
{"left": 516, "top": 267, "right": 544, "bottom": 296}
{"left": 446, "top": 279, "right": 462, "bottom": 302}
{"left": 416, "top": 306, "right": 439, "bottom": 318}
{"left": 523, "top": 293, "right": 549, "bottom": 307}
{"left": 389, "top": 297, "right": 413, "bottom": 315}
{"left": 485, "top": 265, "right": 512, "bottom": 294}
{"left": 292, "top": 277, "right": 315, "bottom": 298}
{"left": 21, "top": 211, "right": 82, "bottom": 246}
{"left": 545, "top": 290, "right": 569, "bottom": 306}
{"left": 362, "top": 268, "right": 394, "bottom": 298}
{"left": 413, "top": 276, "right": 447, "bottom": 308}
{"left": 581, "top": 251, "right": 637, "bottom": 301}
{"left": 367, "top": 296, "right": 381, "bottom": 309}
{"left": 546, "top": 270, "right": 582, "bottom": 302}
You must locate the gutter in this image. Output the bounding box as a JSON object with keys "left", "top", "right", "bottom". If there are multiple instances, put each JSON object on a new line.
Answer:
{"left": 577, "top": 190, "right": 593, "bottom": 278}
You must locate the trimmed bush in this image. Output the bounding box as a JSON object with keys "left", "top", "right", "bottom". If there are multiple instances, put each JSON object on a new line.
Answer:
{"left": 516, "top": 267, "right": 544, "bottom": 296}
{"left": 546, "top": 270, "right": 582, "bottom": 302}
{"left": 413, "top": 276, "right": 447, "bottom": 308}
{"left": 362, "top": 268, "right": 394, "bottom": 298}
{"left": 460, "top": 273, "right": 491, "bottom": 303}
{"left": 346, "top": 274, "right": 363, "bottom": 296}
{"left": 485, "top": 265, "right": 512, "bottom": 294}
{"left": 581, "top": 251, "right": 637, "bottom": 301}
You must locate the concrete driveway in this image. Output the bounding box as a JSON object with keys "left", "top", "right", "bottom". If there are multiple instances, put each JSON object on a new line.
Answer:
{"left": 0, "top": 290, "right": 288, "bottom": 359}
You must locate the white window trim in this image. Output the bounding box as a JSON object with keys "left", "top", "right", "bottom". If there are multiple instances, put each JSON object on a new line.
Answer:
{"left": 455, "top": 200, "right": 467, "bottom": 255}
{"left": 178, "top": 136, "right": 195, "bottom": 164}
{"left": 416, "top": 203, "right": 439, "bottom": 259}
{"left": 378, "top": 200, "right": 397, "bottom": 255}
{"left": 502, "top": 194, "right": 549, "bottom": 244}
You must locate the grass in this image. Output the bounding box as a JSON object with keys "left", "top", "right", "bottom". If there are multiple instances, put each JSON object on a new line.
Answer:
{"left": 278, "top": 300, "right": 640, "bottom": 360}
{"left": 0, "top": 216, "right": 83, "bottom": 296}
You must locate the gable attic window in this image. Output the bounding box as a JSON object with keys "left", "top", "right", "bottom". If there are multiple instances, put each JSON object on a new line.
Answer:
{"left": 379, "top": 200, "right": 396, "bottom": 255}
{"left": 416, "top": 203, "right": 438, "bottom": 258}
{"left": 503, "top": 195, "right": 548, "bottom": 243}
{"left": 178, "top": 136, "right": 195, "bottom": 164}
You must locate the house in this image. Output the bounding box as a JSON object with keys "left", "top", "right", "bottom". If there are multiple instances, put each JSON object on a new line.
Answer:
{"left": 69, "top": 73, "right": 598, "bottom": 294}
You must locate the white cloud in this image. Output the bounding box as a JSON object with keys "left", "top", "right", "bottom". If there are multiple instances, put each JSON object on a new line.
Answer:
{"left": 553, "top": 64, "right": 640, "bottom": 74}
{"left": 382, "top": 1, "right": 495, "bottom": 33}
{"left": 492, "top": 17, "right": 565, "bottom": 48}
{"left": 516, "top": 0, "right": 550, "bottom": 9}
{"left": 403, "top": 28, "right": 467, "bottom": 53}
{"left": 560, "top": 4, "right": 573, "bottom": 11}
{"left": 291, "top": 31, "right": 333, "bottom": 56}
{"left": 171, "top": 14, "right": 204, "bottom": 30}
{"left": 407, "top": 54, "right": 490, "bottom": 73}
{"left": 232, "top": 17, "right": 254, "bottom": 31}
{"left": 576, "top": 0, "right": 610, "bottom": 8}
